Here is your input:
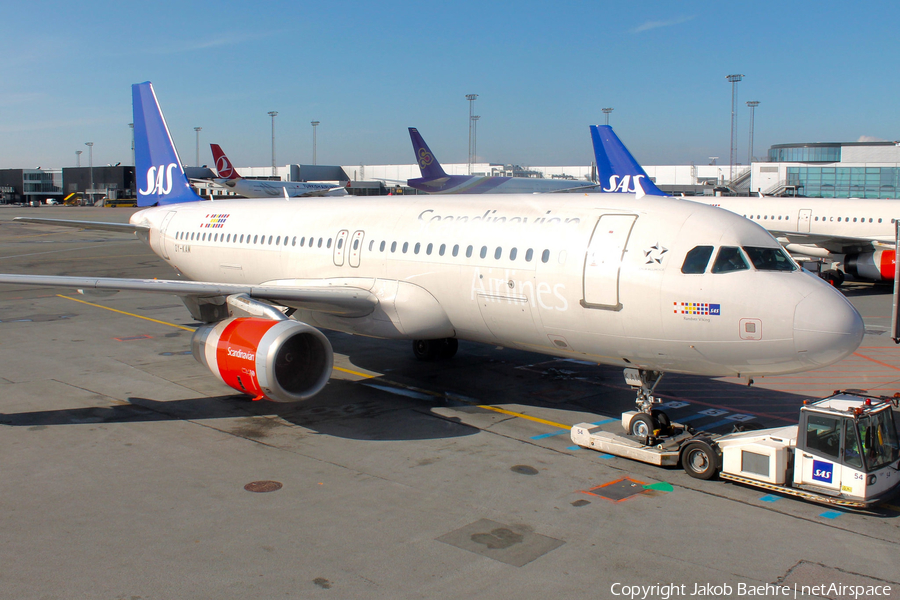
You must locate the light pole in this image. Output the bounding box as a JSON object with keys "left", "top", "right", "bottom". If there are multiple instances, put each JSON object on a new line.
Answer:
{"left": 602, "top": 107, "right": 613, "bottom": 125}
{"left": 470, "top": 116, "right": 480, "bottom": 168}
{"left": 311, "top": 120, "right": 320, "bottom": 165}
{"left": 727, "top": 74, "right": 744, "bottom": 182}
{"left": 267, "top": 111, "right": 278, "bottom": 177}
{"left": 746, "top": 101, "right": 760, "bottom": 164}
{"left": 466, "top": 94, "right": 478, "bottom": 175}
{"left": 194, "top": 127, "right": 202, "bottom": 167}
{"left": 85, "top": 142, "right": 94, "bottom": 204}
{"left": 75, "top": 150, "right": 82, "bottom": 167}
{"left": 129, "top": 123, "right": 134, "bottom": 166}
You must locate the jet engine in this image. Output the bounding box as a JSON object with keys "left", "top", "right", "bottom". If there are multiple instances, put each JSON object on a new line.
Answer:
{"left": 844, "top": 249, "right": 896, "bottom": 282}
{"left": 191, "top": 317, "right": 333, "bottom": 402}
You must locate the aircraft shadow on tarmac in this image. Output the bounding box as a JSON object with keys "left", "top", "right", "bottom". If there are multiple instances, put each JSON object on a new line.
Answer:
{"left": 0, "top": 377, "right": 479, "bottom": 442}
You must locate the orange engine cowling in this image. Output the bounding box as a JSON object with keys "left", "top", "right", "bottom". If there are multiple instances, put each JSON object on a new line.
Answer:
{"left": 844, "top": 250, "right": 896, "bottom": 282}
{"left": 191, "top": 317, "right": 333, "bottom": 402}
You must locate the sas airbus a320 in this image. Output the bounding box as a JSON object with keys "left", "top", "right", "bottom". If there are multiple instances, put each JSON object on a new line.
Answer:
{"left": 0, "top": 82, "right": 864, "bottom": 431}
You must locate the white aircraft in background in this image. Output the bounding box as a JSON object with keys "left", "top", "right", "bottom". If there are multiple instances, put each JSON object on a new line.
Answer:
{"left": 590, "top": 125, "right": 900, "bottom": 286}
{"left": 0, "top": 83, "right": 864, "bottom": 433}
{"left": 210, "top": 144, "right": 347, "bottom": 199}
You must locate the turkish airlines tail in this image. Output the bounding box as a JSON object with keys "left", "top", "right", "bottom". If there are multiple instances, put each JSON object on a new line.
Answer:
{"left": 133, "top": 82, "right": 203, "bottom": 207}
{"left": 210, "top": 144, "right": 241, "bottom": 180}
{"left": 590, "top": 125, "right": 667, "bottom": 197}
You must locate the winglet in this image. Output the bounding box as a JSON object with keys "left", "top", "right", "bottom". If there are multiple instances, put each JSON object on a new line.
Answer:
{"left": 132, "top": 82, "right": 203, "bottom": 207}
{"left": 210, "top": 144, "right": 241, "bottom": 180}
{"left": 408, "top": 128, "right": 448, "bottom": 179}
{"left": 590, "top": 125, "right": 667, "bottom": 196}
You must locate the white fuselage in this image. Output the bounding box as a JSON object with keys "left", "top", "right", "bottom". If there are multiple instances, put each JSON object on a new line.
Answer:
{"left": 709, "top": 197, "right": 900, "bottom": 247}
{"left": 220, "top": 179, "right": 337, "bottom": 198}
{"left": 132, "top": 194, "right": 864, "bottom": 378}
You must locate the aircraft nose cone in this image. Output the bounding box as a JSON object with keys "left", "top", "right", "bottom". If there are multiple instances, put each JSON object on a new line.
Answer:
{"left": 793, "top": 288, "right": 864, "bottom": 368}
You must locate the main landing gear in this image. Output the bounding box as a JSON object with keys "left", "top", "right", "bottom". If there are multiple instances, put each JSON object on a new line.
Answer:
{"left": 412, "top": 338, "right": 458, "bottom": 361}
{"left": 623, "top": 368, "right": 670, "bottom": 437}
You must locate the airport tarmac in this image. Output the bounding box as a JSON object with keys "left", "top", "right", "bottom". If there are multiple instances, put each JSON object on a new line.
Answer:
{"left": 0, "top": 206, "right": 897, "bottom": 600}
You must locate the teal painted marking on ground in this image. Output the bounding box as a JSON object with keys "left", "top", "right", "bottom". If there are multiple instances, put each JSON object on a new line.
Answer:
{"left": 760, "top": 494, "right": 781, "bottom": 503}
{"left": 819, "top": 510, "right": 843, "bottom": 519}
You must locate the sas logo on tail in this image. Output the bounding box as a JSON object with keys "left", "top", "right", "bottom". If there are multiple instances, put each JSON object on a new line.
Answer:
{"left": 603, "top": 175, "right": 646, "bottom": 194}
{"left": 417, "top": 148, "right": 433, "bottom": 168}
{"left": 139, "top": 163, "right": 178, "bottom": 196}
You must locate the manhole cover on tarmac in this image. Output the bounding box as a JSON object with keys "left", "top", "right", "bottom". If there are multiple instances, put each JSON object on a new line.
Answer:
{"left": 585, "top": 477, "right": 646, "bottom": 502}
{"left": 244, "top": 480, "right": 283, "bottom": 493}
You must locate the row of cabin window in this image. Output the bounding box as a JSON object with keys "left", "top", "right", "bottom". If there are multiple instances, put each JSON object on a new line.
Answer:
{"left": 174, "top": 230, "right": 553, "bottom": 264}
{"left": 745, "top": 214, "right": 890, "bottom": 224}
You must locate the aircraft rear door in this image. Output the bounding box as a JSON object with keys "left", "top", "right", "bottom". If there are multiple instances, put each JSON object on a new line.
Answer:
{"left": 581, "top": 214, "right": 637, "bottom": 310}
{"left": 155, "top": 211, "right": 177, "bottom": 260}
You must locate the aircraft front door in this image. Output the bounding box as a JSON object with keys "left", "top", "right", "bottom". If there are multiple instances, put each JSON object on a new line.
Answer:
{"left": 798, "top": 209, "right": 811, "bottom": 233}
{"left": 582, "top": 214, "right": 636, "bottom": 310}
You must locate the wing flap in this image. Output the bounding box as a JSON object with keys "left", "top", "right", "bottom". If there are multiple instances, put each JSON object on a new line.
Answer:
{"left": 0, "top": 275, "right": 377, "bottom": 317}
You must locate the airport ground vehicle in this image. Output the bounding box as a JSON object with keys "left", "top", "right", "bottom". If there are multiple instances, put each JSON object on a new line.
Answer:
{"left": 571, "top": 391, "right": 900, "bottom": 509}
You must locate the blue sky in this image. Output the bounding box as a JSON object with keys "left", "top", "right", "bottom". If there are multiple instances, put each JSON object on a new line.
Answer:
{"left": 3, "top": 0, "right": 900, "bottom": 171}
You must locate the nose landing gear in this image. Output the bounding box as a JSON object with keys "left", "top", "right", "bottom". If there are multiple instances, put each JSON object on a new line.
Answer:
{"left": 623, "top": 368, "right": 670, "bottom": 435}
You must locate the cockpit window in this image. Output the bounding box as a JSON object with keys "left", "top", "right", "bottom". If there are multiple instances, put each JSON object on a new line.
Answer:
{"left": 681, "top": 246, "right": 713, "bottom": 274}
{"left": 711, "top": 246, "right": 749, "bottom": 273}
{"left": 743, "top": 246, "right": 797, "bottom": 271}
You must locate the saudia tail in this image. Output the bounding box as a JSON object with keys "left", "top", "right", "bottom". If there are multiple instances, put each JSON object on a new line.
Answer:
{"left": 590, "top": 125, "right": 667, "bottom": 197}
{"left": 408, "top": 127, "right": 448, "bottom": 180}
{"left": 210, "top": 144, "right": 241, "bottom": 180}
{"left": 133, "top": 82, "right": 202, "bottom": 207}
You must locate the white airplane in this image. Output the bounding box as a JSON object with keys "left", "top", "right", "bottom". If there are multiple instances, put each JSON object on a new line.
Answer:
{"left": 590, "top": 125, "right": 900, "bottom": 286}
{"left": 0, "top": 83, "right": 865, "bottom": 431}
{"left": 208, "top": 143, "right": 347, "bottom": 199}
{"left": 708, "top": 196, "right": 899, "bottom": 285}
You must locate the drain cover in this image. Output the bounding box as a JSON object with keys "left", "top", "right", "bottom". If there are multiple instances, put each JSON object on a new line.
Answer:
{"left": 244, "top": 480, "right": 283, "bottom": 493}
{"left": 585, "top": 478, "right": 646, "bottom": 502}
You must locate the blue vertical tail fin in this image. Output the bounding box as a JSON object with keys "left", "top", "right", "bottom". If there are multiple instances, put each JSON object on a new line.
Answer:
{"left": 133, "top": 82, "right": 202, "bottom": 207}
{"left": 590, "top": 125, "right": 666, "bottom": 196}
{"left": 408, "top": 128, "right": 448, "bottom": 179}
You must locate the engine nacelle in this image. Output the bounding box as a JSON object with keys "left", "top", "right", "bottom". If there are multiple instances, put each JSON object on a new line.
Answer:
{"left": 191, "top": 317, "right": 333, "bottom": 402}
{"left": 844, "top": 250, "right": 896, "bottom": 282}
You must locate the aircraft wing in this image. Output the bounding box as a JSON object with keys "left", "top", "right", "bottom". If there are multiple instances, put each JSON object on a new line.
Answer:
{"left": 0, "top": 274, "right": 378, "bottom": 318}
{"left": 13, "top": 217, "right": 148, "bottom": 234}
{"left": 771, "top": 230, "right": 892, "bottom": 253}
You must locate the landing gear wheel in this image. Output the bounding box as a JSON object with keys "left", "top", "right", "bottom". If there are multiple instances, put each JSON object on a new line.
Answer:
{"left": 821, "top": 269, "right": 844, "bottom": 287}
{"left": 412, "top": 339, "right": 438, "bottom": 361}
{"left": 436, "top": 338, "right": 458, "bottom": 360}
{"left": 682, "top": 441, "right": 718, "bottom": 480}
{"left": 629, "top": 413, "right": 656, "bottom": 438}
{"left": 651, "top": 409, "right": 671, "bottom": 432}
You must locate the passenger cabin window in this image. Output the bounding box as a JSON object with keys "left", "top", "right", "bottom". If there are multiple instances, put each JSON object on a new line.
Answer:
{"left": 743, "top": 247, "right": 796, "bottom": 271}
{"left": 681, "top": 246, "right": 713, "bottom": 274}
{"left": 541, "top": 249, "right": 550, "bottom": 263}
{"left": 711, "top": 246, "right": 749, "bottom": 274}
{"left": 526, "top": 249, "right": 533, "bottom": 262}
